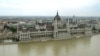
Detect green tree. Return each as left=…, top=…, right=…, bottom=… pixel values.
left=9, top=26, right=17, bottom=33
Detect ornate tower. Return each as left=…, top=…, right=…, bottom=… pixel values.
left=54, top=11, right=61, bottom=21
left=53, top=20, right=57, bottom=38
left=53, top=11, right=62, bottom=38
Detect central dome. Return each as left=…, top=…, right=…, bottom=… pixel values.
left=54, top=11, right=61, bottom=21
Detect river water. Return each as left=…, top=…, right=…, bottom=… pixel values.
left=0, top=35, right=100, bottom=56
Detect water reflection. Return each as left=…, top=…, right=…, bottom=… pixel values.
left=1, top=36, right=100, bottom=56
left=18, top=37, right=91, bottom=56
left=0, top=44, right=18, bottom=56
left=90, top=35, right=100, bottom=56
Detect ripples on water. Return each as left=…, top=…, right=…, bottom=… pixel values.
left=0, top=35, right=100, bottom=56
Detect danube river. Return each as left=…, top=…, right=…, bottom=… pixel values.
left=0, top=35, right=100, bottom=56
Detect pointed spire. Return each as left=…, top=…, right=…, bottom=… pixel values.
left=54, top=10, right=61, bottom=21
left=57, top=10, right=59, bottom=16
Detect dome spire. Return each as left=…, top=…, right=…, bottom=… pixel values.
left=54, top=10, right=61, bottom=21
left=57, top=10, right=59, bottom=16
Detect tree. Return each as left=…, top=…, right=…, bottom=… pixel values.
left=9, top=26, right=17, bottom=33
left=4, top=24, right=9, bottom=29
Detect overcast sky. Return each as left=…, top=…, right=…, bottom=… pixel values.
left=0, top=0, right=100, bottom=16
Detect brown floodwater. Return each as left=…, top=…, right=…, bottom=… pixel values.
left=0, top=35, right=100, bottom=56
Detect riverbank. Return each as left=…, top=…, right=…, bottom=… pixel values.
left=0, top=35, right=93, bottom=45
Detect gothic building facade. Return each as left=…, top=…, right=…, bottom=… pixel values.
left=18, top=11, right=92, bottom=41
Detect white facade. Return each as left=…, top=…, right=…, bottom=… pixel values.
left=19, top=31, right=31, bottom=40
left=18, top=12, right=93, bottom=41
